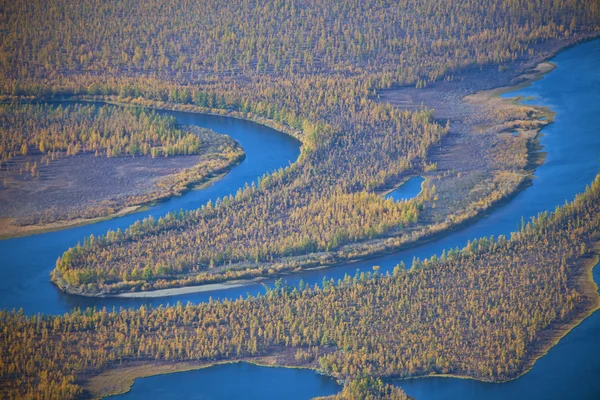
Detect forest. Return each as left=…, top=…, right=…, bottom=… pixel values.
left=1, top=2, right=600, bottom=396
left=3, top=172, right=599, bottom=399
left=0, top=103, right=202, bottom=165
left=0, top=0, right=597, bottom=291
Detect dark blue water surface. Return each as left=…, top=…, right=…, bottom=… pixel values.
left=386, top=176, right=424, bottom=202
left=112, top=362, right=340, bottom=400
left=1, top=38, right=599, bottom=399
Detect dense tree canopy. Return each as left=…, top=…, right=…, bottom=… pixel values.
left=1, top=0, right=597, bottom=83
left=0, top=103, right=201, bottom=166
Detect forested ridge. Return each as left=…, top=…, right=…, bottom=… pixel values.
left=3, top=174, right=600, bottom=399
left=0, top=0, right=597, bottom=290
left=0, top=103, right=202, bottom=166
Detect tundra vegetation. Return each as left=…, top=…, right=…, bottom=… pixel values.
left=1, top=0, right=600, bottom=397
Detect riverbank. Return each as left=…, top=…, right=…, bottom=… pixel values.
left=113, top=277, right=258, bottom=298
left=0, top=205, right=143, bottom=240
left=0, top=95, right=306, bottom=144
left=83, top=350, right=325, bottom=399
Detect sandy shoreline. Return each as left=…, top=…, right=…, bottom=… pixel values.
left=113, top=279, right=257, bottom=298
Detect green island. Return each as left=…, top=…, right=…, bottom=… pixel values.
left=0, top=103, right=244, bottom=238
left=1, top=0, right=600, bottom=398
left=2, top=172, right=599, bottom=399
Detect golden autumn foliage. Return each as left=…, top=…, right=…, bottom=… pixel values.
left=321, top=377, right=411, bottom=400
left=4, top=174, right=600, bottom=399
left=0, top=103, right=202, bottom=163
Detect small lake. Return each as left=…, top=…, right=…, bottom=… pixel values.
left=385, top=176, right=424, bottom=202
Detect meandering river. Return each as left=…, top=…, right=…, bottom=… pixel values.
left=0, top=112, right=301, bottom=314
left=1, top=38, right=599, bottom=398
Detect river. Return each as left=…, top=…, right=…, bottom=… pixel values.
left=1, top=38, right=599, bottom=398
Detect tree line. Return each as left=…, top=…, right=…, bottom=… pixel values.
left=0, top=103, right=202, bottom=167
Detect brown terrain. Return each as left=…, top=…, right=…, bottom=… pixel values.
left=378, top=51, right=560, bottom=228
left=0, top=126, right=244, bottom=238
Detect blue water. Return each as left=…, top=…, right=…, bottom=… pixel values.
left=112, top=362, right=340, bottom=400
left=385, top=176, right=424, bottom=201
